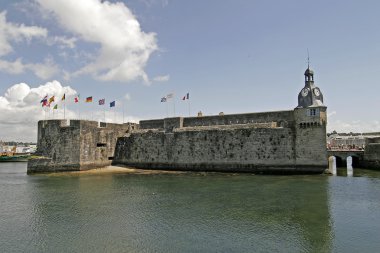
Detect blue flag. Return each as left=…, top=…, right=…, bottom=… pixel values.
left=110, top=101, right=115, bottom=107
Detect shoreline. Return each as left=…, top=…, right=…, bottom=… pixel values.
left=43, top=165, right=192, bottom=176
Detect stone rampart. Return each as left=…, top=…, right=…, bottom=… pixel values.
left=113, top=108, right=327, bottom=174
left=139, top=119, right=165, bottom=130
left=183, top=110, right=294, bottom=128
left=27, top=120, right=136, bottom=173
left=362, top=137, right=380, bottom=169
left=113, top=126, right=298, bottom=173
left=28, top=107, right=328, bottom=174
left=139, top=110, right=294, bottom=130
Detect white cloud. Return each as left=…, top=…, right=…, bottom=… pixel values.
left=0, top=57, right=59, bottom=80
left=27, top=57, right=59, bottom=79
left=0, top=11, right=47, bottom=56
left=0, top=81, right=77, bottom=142
left=327, top=111, right=336, bottom=118
left=153, top=74, right=170, bottom=82
left=36, top=0, right=158, bottom=83
left=0, top=81, right=141, bottom=142
left=0, top=11, right=59, bottom=79
left=139, top=0, right=169, bottom=8
left=0, top=58, right=25, bottom=74
left=47, top=36, right=77, bottom=49
left=124, top=93, right=131, bottom=100
left=327, top=110, right=380, bottom=133
left=328, top=119, right=380, bottom=133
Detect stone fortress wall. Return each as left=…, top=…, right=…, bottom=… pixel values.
left=112, top=107, right=328, bottom=174
left=362, top=137, right=380, bottom=169
left=27, top=120, right=137, bottom=173
left=139, top=110, right=294, bottom=130
left=27, top=66, right=331, bottom=174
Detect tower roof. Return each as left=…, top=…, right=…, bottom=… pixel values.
left=304, top=67, right=314, bottom=76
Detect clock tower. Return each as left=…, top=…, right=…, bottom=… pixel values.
left=294, top=66, right=327, bottom=169
left=297, top=66, right=324, bottom=108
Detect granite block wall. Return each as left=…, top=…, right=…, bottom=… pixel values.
left=362, top=137, right=380, bottom=169
left=27, top=120, right=134, bottom=173
left=113, top=125, right=302, bottom=173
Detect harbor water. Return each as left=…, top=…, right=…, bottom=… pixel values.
left=1, top=163, right=380, bottom=252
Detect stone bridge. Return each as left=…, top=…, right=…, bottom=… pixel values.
left=327, top=150, right=364, bottom=168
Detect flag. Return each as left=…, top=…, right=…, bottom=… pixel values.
left=161, top=97, right=167, bottom=102
left=42, top=100, right=48, bottom=107
left=53, top=104, right=58, bottom=109
left=74, top=94, right=80, bottom=103
left=61, top=93, right=65, bottom=101
left=48, top=96, right=55, bottom=104
left=86, top=96, right=93, bottom=102
left=99, top=98, right=105, bottom=105
left=110, top=101, right=115, bottom=107
left=182, top=93, right=189, bottom=100
left=166, top=93, right=174, bottom=99
left=40, top=95, right=48, bottom=103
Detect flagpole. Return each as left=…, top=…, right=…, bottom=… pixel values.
left=188, top=99, right=190, bottom=117
left=122, top=101, right=125, bottom=123
left=173, top=98, right=176, bottom=117
left=64, top=100, right=66, bottom=120
left=166, top=101, right=168, bottom=118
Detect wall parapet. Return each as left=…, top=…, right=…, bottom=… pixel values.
left=139, top=110, right=294, bottom=130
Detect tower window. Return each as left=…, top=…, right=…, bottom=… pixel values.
left=307, top=108, right=319, bottom=117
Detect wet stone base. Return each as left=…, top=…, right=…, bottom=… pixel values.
left=111, top=162, right=326, bottom=175
left=27, top=158, right=111, bottom=174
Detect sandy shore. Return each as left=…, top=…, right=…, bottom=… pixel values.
left=49, top=166, right=189, bottom=176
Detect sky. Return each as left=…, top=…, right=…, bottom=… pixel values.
left=0, top=0, right=379, bottom=142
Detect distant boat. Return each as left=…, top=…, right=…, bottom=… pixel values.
left=0, top=145, right=31, bottom=162
left=0, top=153, right=30, bottom=162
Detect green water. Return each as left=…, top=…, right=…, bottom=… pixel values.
left=1, top=163, right=380, bottom=253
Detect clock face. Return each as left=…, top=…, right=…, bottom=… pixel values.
left=301, top=88, right=309, bottom=97
left=314, top=88, right=320, bottom=96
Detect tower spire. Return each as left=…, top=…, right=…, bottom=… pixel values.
left=307, top=48, right=310, bottom=69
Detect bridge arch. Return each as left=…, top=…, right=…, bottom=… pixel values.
left=327, top=150, right=364, bottom=169
left=334, top=156, right=345, bottom=168
left=347, top=155, right=360, bottom=168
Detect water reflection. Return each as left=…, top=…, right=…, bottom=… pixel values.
left=3, top=164, right=380, bottom=252
left=26, top=172, right=333, bottom=252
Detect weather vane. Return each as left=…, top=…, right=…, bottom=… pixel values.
left=307, top=49, right=310, bottom=68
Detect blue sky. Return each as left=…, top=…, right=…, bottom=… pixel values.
left=0, top=0, right=379, bottom=141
